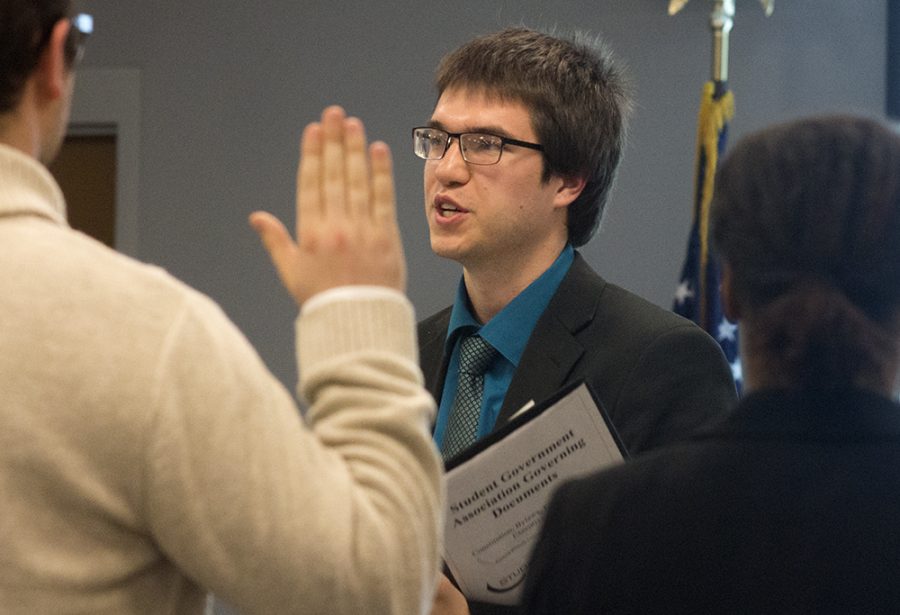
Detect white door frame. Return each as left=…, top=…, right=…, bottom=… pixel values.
left=69, top=68, right=141, bottom=257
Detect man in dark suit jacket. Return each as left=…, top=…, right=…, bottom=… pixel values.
left=414, top=28, right=737, bottom=615
left=521, top=116, right=900, bottom=613
left=419, top=252, right=737, bottom=455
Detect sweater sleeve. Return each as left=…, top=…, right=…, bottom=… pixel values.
left=142, top=288, right=443, bottom=615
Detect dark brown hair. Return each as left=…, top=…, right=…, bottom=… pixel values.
left=0, top=0, right=72, bottom=113
left=712, top=115, right=900, bottom=388
left=434, top=27, right=632, bottom=247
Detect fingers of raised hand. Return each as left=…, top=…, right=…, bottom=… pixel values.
left=321, top=105, right=349, bottom=218
left=300, top=106, right=376, bottom=222
left=344, top=116, right=371, bottom=218
left=369, top=141, right=396, bottom=224
left=248, top=211, right=302, bottom=296
left=297, top=121, right=324, bottom=225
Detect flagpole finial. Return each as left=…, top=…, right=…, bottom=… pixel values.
left=668, top=0, right=774, bottom=17
left=668, top=0, right=773, bottom=83
left=668, top=0, right=689, bottom=15
left=711, top=0, right=735, bottom=83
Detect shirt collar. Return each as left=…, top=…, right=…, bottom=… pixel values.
left=445, top=245, right=574, bottom=366
left=0, top=143, right=67, bottom=225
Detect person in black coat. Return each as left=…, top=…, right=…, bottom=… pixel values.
left=521, top=115, right=900, bottom=614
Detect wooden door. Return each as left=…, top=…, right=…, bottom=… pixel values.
left=47, top=134, right=117, bottom=248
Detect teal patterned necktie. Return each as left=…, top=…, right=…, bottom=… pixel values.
left=442, top=334, right=497, bottom=461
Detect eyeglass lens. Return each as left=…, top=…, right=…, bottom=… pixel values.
left=413, top=129, right=504, bottom=165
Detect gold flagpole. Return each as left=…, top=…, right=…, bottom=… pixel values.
left=667, top=0, right=771, bottom=329
left=669, top=0, right=771, bottom=383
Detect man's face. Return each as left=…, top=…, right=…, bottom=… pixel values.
left=423, top=87, right=570, bottom=271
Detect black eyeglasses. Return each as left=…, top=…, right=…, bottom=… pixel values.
left=412, top=127, right=543, bottom=165
left=64, top=13, right=93, bottom=65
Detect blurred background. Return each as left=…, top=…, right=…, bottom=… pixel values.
left=65, top=0, right=889, bottom=394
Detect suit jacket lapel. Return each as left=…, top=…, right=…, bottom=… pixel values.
left=418, top=307, right=452, bottom=403
left=417, top=254, right=607, bottom=433
left=496, top=254, right=603, bottom=426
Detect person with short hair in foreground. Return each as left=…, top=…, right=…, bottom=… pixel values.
left=0, top=1, right=442, bottom=613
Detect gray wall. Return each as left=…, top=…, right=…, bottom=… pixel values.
left=71, top=0, right=887, bottom=390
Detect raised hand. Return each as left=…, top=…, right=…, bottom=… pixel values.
left=250, top=105, right=406, bottom=306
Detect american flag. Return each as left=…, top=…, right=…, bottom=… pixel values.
left=673, top=82, right=742, bottom=393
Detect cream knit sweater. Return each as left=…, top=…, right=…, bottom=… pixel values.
left=0, top=143, right=443, bottom=614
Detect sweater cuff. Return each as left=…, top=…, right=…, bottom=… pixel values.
left=296, top=288, right=418, bottom=374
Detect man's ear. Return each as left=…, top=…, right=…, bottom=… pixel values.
left=552, top=174, right=587, bottom=209
left=34, top=18, right=71, bottom=102
left=721, top=261, right=741, bottom=322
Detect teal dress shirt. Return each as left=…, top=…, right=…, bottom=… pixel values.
left=433, top=245, right=574, bottom=450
